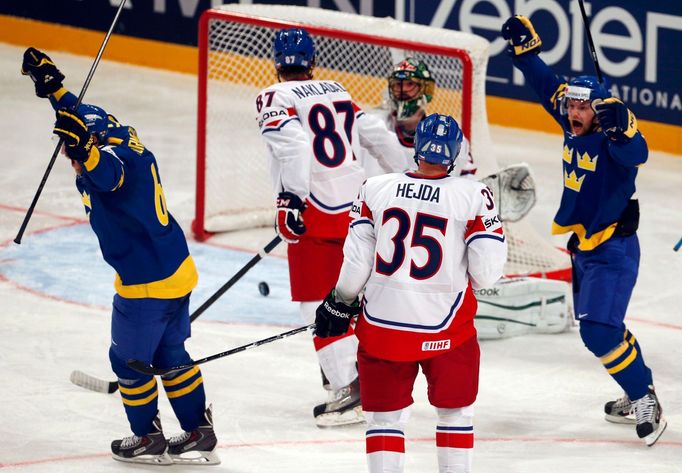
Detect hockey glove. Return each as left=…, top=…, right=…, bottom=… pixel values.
left=501, top=15, right=542, bottom=57
left=275, top=191, right=306, bottom=244
left=21, top=47, right=65, bottom=98
left=593, top=98, right=638, bottom=142
left=314, top=289, right=360, bottom=338
left=53, top=108, right=98, bottom=162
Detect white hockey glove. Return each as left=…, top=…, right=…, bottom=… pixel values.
left=480, top=163, right=536, bottom=222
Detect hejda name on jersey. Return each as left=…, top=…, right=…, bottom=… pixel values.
left=290, top=81, right=347, bottom=99
left=396, top=182, right=441, bottom=203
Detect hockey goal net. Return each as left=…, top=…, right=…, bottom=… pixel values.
left=194, top=4, right=571, bottom=280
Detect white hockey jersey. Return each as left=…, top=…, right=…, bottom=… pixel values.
left=336, top=171, right=507, bottom=361
left=359, top=109, right=478, bottom=179
left=256, top=80, right=407, bottom=239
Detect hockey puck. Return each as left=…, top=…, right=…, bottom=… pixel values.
left=258, top=281, right=270, bottom=297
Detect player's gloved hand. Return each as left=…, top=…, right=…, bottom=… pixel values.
left=593, top=98, right=638, bottom=142
left=501, top=15, right=542, bottom=57
left=314, top=289, right=360, bottom=338
left=53, top=108, right=98, bottom=162
left=21, top=47, right=65, bottom=98
left=275, top=191, right=306, bottom=244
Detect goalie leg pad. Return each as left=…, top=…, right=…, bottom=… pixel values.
left=474, top=277, right=573, bottom=340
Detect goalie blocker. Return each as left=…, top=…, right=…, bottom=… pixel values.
left=474, top=277, right=573, bottom=340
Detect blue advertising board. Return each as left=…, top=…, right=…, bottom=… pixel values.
left=1, top=0, right=680, bottom=127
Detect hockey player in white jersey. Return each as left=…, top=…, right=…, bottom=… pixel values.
left=361, top=57, right=477, bottom=179
left=315, top=114, right=507, bottom=473
left=255, top=28, right=408, bottom=427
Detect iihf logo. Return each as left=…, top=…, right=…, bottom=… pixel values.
left=421, top=339, right=451, bottom=351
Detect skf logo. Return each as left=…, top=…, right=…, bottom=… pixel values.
left=484, top=215, right=500, bottom=229
left=422, top=339, right=450, bottom=352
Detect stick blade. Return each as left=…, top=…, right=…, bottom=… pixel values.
left=127, top=359, right=167, bottom=376
left=70, top=370, right=118, bottom=394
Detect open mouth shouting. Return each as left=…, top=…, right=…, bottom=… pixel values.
left=571, top=119, right=585, bottom=135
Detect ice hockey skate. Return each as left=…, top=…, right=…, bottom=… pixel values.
left=633, top=387, right=667, bottom=446
left=168, top=404, right=221, bottom=465
left=604, top=393, right=635, bottom=424
left=111, top=412, right=172, bottom=465
left=313, top=377, right=364, bottom=427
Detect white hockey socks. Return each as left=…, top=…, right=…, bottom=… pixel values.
left=315, top=334, right=358, bottom=389
left=301, top=301, right=359, bottom=389
left=436, top=405, right=474, bottom=473
left=365, top=408, right=410, bottom=473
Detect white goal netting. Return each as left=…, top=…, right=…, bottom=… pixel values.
left=195, top=4, right=570, bottom=279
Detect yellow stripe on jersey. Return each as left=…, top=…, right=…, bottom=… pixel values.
left=551, top=221, right=618, bottom=251
left=83, top=146, right=101, bottom=172
left=114, top=255, right=198, bottom=299
left=111, top=168, right=125, bottom=191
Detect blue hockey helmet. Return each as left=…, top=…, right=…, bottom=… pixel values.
left=414, top=113, right=463, bottom=169
left=564, top=75, right=610, bottom=102
left=76, top=103, right=111, bottom=142
left=273, top=28, right=315, bottom=71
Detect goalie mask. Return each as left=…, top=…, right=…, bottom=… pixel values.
left=388, top=58, right=435, bottom=122
left=414, top=113, right=463, bottom=172
left=273, top=28, right=315, bottom=72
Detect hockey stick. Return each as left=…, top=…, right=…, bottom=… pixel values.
left=14, top=0, right=128, bottom=244
left=128, top=324, right=314, bottom=376
left=190, top=235, right=282, bottom=322
left=70, top=235, right=282, bottom=393
left=577, top=0, right=604, bottom=83
left=674, top=237, right=682, bottom=252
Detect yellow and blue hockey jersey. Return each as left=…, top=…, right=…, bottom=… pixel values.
left=512, top=54, right=647, bottom=251
left=50, top=89, right=197, bottom=298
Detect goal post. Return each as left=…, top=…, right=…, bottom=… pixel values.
left=194, top=4, right=571, bottom=280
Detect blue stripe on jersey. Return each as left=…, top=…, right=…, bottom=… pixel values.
left=467, top=234, right=506, bottom=245
left=308, top=193, right=353, bottom=211
left=350, top=219, right=373, bottom=228
left=363, top=291, right=463, bottom=330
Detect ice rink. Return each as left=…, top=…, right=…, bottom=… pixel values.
left=1, top=43, right=681, bottom=472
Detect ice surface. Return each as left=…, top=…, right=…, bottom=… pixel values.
left=1, top=44, right=680, bottom=472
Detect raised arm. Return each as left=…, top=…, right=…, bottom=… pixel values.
left=501, top=16, right=568, bottom=128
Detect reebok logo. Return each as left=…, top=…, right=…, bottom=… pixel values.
left=422, top=339, right=450, bottom=351
left=474, top=288, right=500, bottom=297
left=324, top=300, right=351, bottom=319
